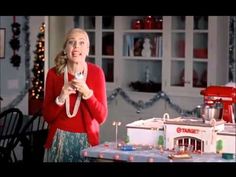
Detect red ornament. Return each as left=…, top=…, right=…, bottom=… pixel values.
left=128, top=155, right=134, bottom=162
left=83, top=151, right=88, bottom=157
left=148, top=157, right=154, bottom=162
left=104, top=143, right=109, bottom=148
left=98, top=153, right=104, bottom=158
left=114, top=154, right=120, bottom=160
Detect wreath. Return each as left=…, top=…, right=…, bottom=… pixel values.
left=9, top=38, right=20, bottom=50
left=9, top=19, right=21, bottom=68
left=11, top=22, right=21, bottom=36
left=10, top=54, right=21, bottom=67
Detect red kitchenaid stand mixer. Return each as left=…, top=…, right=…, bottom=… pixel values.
left=200, top=86, right=236, bottom=123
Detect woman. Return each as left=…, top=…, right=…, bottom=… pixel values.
left=43, top=28, right=108, bottom=162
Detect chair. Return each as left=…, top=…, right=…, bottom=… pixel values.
left=0, top=108, right=23, bottom=162
left=19, top=109, right=48, bottom=162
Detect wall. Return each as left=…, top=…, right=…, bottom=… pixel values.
left=0, top=16, right=27, bottom=114
left=0, top=16, right=46, bottom=160
left=0, top=16, right=44, bottom=115
left=100, top=91, right=202, bottom=143
left=47, top=16, right=74, bottom=69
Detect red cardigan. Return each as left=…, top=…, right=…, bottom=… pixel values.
left=43, top=63, right=108, bottom=148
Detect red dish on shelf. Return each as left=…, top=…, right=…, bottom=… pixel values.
left=132, top=19, right=144, bottom=29
left=194, top=48, right=208, bottom=58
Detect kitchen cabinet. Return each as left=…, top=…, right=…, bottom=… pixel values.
left=78, top=16, right=229, bottom=98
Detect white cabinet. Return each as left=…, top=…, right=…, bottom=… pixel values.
left=116, top=16, right=163, bottom=94
left=78, top=16, right=116, bottom=90
left=163, top=16, right=229, bottom=97
left=77, top=16, right=229, bottom=143
left=78, top=16, right=229, bottom=98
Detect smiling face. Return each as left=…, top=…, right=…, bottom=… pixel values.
left=64, top=29, right=90, bottom=64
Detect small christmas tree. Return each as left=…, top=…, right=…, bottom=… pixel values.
left=31, top=23, right=45, bottom=100
left=216, top=139, right=223, bottom=153
left=157, top=135, right=164, bottom=149
left=125, top=135, right=129, bottom=144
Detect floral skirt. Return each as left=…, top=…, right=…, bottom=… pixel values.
left=44, top=129, right=90, bottom=162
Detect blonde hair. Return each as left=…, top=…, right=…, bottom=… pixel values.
left=54, top=28, right=90, bottom=74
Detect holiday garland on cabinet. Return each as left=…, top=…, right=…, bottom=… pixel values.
left=107, top=87, right=195, bottom=115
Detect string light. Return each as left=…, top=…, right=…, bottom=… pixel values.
left=30, top=22, right=45, bottom=100
left=148, top=157, right=154, bottom=162
left=98, top=153, right=104, bottom=159
left=128, top=155, right=134, bottom=162
left=113, top=154, right=120, bottom=160
left=82, top=151, right=88, bottom=157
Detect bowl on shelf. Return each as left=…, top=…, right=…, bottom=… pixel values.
left=129, top=81, right=161, bottom=93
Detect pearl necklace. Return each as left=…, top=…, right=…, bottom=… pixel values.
left=64, top=64, right=88, bottom=118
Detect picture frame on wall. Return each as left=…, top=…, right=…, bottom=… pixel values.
left=0, top=28, right=6, bottom=59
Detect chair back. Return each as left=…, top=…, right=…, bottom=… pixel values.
left=21, top=109, right=48, bottom=134
left=0, top=108, right=23, bottom=162
left=19, top=109, right=48, bottom=162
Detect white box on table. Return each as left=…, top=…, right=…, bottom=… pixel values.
left=126, top=117, right=165, bottom=147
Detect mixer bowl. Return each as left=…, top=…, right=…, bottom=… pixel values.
left=202, top=106, right=223, bottom=121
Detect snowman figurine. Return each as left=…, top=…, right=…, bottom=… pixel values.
left=141, top=38, right=152, bottom=57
